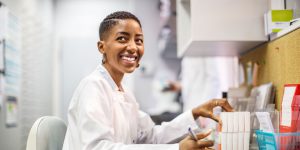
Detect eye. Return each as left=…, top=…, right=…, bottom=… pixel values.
left=136, top=39, right=143, bottom=45
left=116, top=36, right=127, bottom=42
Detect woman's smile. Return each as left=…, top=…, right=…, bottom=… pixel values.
left=119, top=53, right=138, bottom=65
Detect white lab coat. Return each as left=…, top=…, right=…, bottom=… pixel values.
left=62, top=65, right=199, bottom=150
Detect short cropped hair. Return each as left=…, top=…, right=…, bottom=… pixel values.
left=99, top=11, right=142, bottom=40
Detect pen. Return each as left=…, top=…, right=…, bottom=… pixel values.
left=188, top=127, right=198, bottom=141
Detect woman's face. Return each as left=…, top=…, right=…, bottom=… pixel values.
left=98, top=19, right=144, bottom=75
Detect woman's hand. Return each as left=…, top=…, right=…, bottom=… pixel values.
left=192, top=99, right=234, bottom=123
left=179, top=130, right=214, bottom=150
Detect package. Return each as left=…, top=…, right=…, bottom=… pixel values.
left=220, top=112, right=250, bottom=150
left=264, top=10, right=293, bottom=35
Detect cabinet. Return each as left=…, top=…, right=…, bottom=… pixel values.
left=176, top=0, right=269, bottom=57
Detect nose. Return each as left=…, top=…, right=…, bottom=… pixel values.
left=126, top=40, right=138, bottom=53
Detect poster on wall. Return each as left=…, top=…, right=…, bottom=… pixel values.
left=5, top=96, right=18, bottom=127
left=3, top=4, right=21, bottom=101
left=0, top=3, right=21, bottom=127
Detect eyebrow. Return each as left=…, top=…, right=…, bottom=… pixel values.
left=117, top=32, right=143, bottom=37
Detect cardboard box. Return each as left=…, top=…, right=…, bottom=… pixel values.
left=265, top=10, right=293, bottom=35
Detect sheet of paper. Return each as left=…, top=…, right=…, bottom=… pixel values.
left=256, top=112, right=274, bottom=132
left=254, top=83, right=272, bottom=110
left=281, top=86, right=296, bottom=126
left=6, top=96, right=18, bottom=127
left=282, top=86, right=296, bottom=107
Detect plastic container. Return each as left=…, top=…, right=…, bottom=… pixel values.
left=255, top=130, right=300, bottom=150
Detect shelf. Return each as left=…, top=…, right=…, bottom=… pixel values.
left=181, top=40, right=267, bottom=56
left=180, top=0, right=190, bottom=3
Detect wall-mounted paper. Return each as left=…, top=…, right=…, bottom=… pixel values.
left=5, top=96, right=18, bottom=127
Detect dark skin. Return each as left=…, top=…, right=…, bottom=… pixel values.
left=192, top=99, right=234, bottom=123
left=179, top=99, right=233, bottom=150
left=97, top=18, right=234, bottom=150
left=179, top=129, right=214, bottom=150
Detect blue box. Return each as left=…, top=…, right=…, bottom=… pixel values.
left=255, top=130, right=300, bottom=150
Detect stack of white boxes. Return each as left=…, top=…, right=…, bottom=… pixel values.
left=220, top=112, right=250, bottom=150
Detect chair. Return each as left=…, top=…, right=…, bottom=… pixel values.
left=26, top=116, right=67, bottom=150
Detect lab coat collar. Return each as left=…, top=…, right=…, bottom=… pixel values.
left=97, top=64, right=120, bottom=91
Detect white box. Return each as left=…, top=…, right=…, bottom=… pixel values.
left=221, top=112, right=229, bottom=150
left=233, top=133, right=238, bottom=150
left=232, top=112, right=239, bottom=150
left=265, top=10, right=293, bottom=35
left=238, top=132, right=244, bottom=150
left=244, top=112, right=250, bottom=150
left=221, top=112, right=228, bottom=132
left=239, top=112, right=245, bottom=132
left=233, top=112, right=239, bottom=132
left=221, top=132, right=227, bottom=150
left=226, top=133, right=233, bottom=150
left=227, top=113, right=234, bottom=132
left=243, top=132, right=250, bottom=150
left=245, top=112, right=250, bottom=132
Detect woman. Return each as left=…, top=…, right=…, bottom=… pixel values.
left=62, top=11, right=233, bottom=150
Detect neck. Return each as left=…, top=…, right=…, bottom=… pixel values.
left=103, top=64, right=124, bottom=90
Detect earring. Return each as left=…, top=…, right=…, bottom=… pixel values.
left=102, top=53, right=107, bottom=64
left=136, top=63, right=140, bottom=68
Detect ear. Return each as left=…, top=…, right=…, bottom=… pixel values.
left=97, top=41, right=105, bottom=54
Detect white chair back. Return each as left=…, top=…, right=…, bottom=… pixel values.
left=26, top=116, right=67, bottom=150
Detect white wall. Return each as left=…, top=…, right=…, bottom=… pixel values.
left=131, top=0, right=163, bottom=112
left=0, top=0, right=55, bottom=150
left=0, top=2, right=22, bottom=149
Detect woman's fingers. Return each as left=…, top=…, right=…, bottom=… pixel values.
left=195, top=129, right=214, bottom=148
left=215, top=99, right=234, bottom=112
left=196, top=129, right=212, bottom=139
left=196, top=140, right=214, bottom=148
left=210, top=114, right=221, bottom=123
left=180, top=133, right=215, bottom=150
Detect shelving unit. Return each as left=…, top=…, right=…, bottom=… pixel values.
left=240, top=28, right=300, bottom=110
left=176, top=0, right=269, bottom=57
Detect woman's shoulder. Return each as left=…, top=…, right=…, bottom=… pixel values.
left=76, top=70, right=109, bottom=92
left=83, top=70, right=106, bottom=83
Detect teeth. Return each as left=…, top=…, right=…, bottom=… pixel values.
left=121, top=56, right=136, bottom=62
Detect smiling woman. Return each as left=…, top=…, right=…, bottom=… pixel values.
left=98, top=19, right=144, bottom=76
left=62, top=11, right=233, bottom=150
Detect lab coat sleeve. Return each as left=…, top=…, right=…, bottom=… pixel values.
left=136, top=110, right=199, bottom=144
left=76, top=79, right=181, bottom=150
